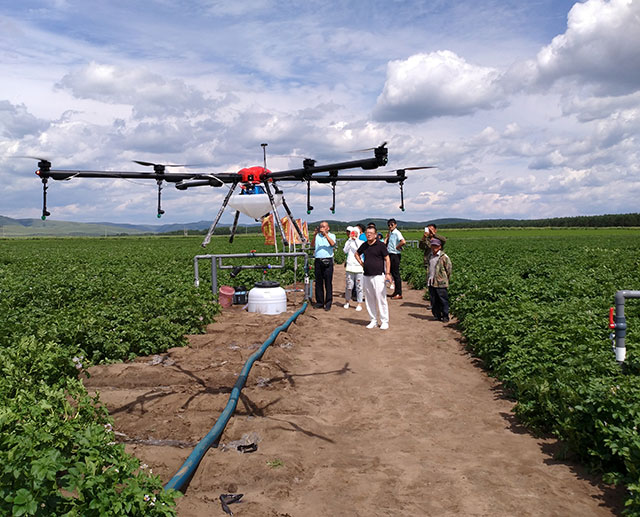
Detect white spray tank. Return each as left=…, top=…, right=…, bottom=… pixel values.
left=248, top=280, right=287, bottom=315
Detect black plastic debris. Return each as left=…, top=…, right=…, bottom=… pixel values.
left=237, top=443, right=258, bottom=453
left=220, top=493, right=243, bottom=515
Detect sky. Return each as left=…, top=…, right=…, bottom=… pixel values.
left=1, top=0, right=639, bottom=225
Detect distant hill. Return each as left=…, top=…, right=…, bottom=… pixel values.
left=94, top=220, right=215, bottom=233
left=0, top=216, right=148, bottom=237
left=1, top=213, right=638, bottom=237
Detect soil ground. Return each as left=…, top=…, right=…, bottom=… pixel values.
left=85, top=266, right=625, bottom=516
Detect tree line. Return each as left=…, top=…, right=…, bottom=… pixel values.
left=441, top=213, right=640, bottom=229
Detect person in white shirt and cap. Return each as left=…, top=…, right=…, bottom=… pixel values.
left=343, top=226, right=364, bottom=311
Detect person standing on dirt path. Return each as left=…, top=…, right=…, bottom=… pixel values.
left=385, top=218, right=406, bottom=300
left=356, top=227, right=392, bottom=330
left=312, top=221, right=336, bottom=311
left=427, top=238, right=452, bottom=322
left=343, top=226, right=364, bottom=311
left=419, top=224, right=447, bottom=308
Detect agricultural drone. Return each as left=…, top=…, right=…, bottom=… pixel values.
left=30, top=143, right=433, bottom=247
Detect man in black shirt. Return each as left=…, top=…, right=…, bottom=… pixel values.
left=356, top=227, right=392, bottom=330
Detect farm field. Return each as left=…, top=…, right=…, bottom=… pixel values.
left=0, top=234, right=302, bottom=516
left=86, top=266, right=624, bottom=516
left=401, top=227, right=640, bottom=513
left=2, top=228, right=640, bottom=514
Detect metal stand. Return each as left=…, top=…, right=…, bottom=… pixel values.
left=194, top=251, right=311, bottom=301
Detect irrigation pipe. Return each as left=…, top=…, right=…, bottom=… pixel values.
left=164, top=301, right=308, bottom=492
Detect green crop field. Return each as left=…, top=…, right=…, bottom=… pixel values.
left=401, top=227, right=640, bottom=513
left=3, top=229, right=640, bottom=514
left=0, top=234, right=304, bottom=516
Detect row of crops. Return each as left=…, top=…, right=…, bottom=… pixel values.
left=3, top=228, right=640, bottom=514
left=401, top=228, right=640, bottom=513
left=0, top=234, right=301, bottom=516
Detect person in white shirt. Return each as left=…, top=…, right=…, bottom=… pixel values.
left=343, top=226, right=364, bottom=311
left=385, top=218, right=406, bottom=299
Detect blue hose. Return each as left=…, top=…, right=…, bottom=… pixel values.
left=164, top=301, right=308, bottom=492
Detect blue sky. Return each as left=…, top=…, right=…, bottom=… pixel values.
left=1, top=0, right=639, bottom=224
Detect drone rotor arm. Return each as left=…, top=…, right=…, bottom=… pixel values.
left=266, top=150, right=388, bottom=181
left=38, top=169, right=240, bottom=184
left=40, top=170, right=181, bottom=181
left=311, top=174, right=403, bottom=183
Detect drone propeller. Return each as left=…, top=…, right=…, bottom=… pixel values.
left=133, top=160, right=191, bottom=168
left=11, top=155, right=51, bottom=161
left=378, top=166, right=437, bottom=173
left=347, top=141, right=388, bottom=153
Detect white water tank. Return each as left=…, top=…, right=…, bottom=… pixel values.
left=247, top=281, right=287, bottom=315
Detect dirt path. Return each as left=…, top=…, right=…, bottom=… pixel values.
left=85, top=266, right=624, bottom=516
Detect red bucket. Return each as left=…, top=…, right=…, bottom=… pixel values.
left=218, top=285, right=235, bottom=308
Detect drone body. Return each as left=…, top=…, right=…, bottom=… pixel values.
left=31, top=144, right=433, bottom=247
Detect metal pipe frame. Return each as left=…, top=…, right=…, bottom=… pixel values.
left=194, top=252, right=310, bottom=300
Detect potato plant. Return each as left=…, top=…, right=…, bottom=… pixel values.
left=402, top=228, right=640, bottom=513
left=0, top=234, right=307, bottom=515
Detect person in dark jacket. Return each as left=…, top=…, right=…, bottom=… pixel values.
left=427, top=238, right=452, bottom=322
left=419, top=223, right=447, bottom=309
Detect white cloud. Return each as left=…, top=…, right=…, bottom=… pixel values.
left=560, top=91, right=640, bottom=122
left=373, top=51, right=504, bottom=122
left=55, top=62, right=210, bottom=118
left=199, top=0, right=273, bottom=17
left=2, top=1, right=640, bottom=224
left=0, top=101, right=48, bottom=138
left=529, top=150, right=568, bottom=170
left=527, top=0, right=640, bottom=95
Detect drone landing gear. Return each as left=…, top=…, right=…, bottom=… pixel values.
left=201, top=182, right=239, bottom=248
left=329, top=170, right=337, bottom=215
left=35, top=159, right=53, bottom=220
left=397, top=169, right=407, bottom=212
left=275, top=186, right=307, bottom=244
left=156, top=179, right=165, bottom=218
left=40, top=177, right=51, bottom=221
left=262, top=180, right=288, bottom=246
left=306, top=179, right=313, bottom=214
left=229, top=211, right=241, bottom=243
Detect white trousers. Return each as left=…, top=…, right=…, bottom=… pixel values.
left=363, top=274, right=389, bottom=325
